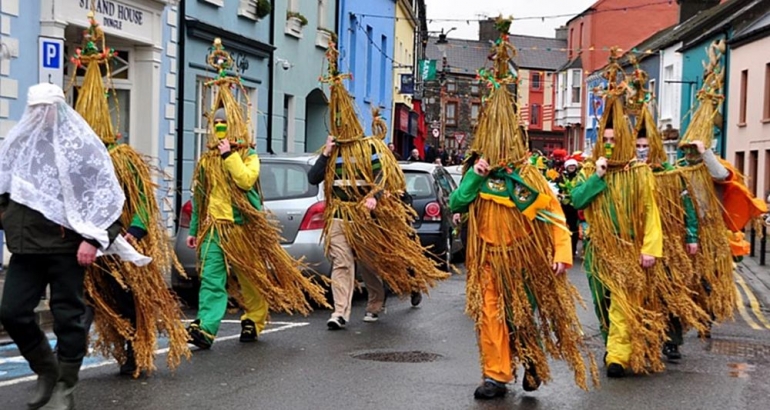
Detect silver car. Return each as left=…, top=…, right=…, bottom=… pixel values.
left=171, top=154, right=329, bottom=305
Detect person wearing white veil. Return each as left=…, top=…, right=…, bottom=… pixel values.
left=0, top=83, right=149, bottom=410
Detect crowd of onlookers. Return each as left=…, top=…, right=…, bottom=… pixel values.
left=388, top=143, right=466, bottom=166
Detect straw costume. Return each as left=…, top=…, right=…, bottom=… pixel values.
left=570, top=47, right=666, bottom=376
left=676, top=40, right=767, bottom=321
left=311, top=39, right=447, bottom=317
left=628, top=60, right=709, bottom=356
left=70, top=11, right=190, bottom=378
left=448, top=18, right=598, bottom=399
left=187, top=39, right=328, bottom=348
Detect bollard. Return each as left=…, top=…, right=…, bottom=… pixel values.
left=761, top=225, right=767, bottom=266
left=750, top=227, right=756, bottom=257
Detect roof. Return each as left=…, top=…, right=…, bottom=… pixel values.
left=565, top=0, right=603, bottom=25
left=678, top=0, right=766, bottom=51
left=619, top=25, right=677, bottom=66
left=425, top=35, right=567, bottom=73
left=729, top=10, right=770, bottom=46
left=557, top=55, right=582, bottom=72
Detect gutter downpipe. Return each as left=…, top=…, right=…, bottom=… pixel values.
left=174, top=0, right=186, bottom=227
left=266, top=2, right=276, bottom=154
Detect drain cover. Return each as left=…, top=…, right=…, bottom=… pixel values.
left=709, top=340, right=770, bottom=359
left=352, top=351, right=442, bottom=363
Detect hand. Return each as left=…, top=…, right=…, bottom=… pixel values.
left=186, top=236, right=197, bottom=249
left=692, top=140, right=706, bottom=154
left=323, top=135, right=335, bottom=157
left=364, top=197, right=377, bottom=211
left=124, top=233, right=135, bottom=243
left=77, top=241, right=98, bottom=267
left=452, top=213, right=462, bottom=225
left=596, top=157, right=608, bottom=178
left=640, top=254, right=656, bottom=268
left=686, top=243, right=699, bottom=255
left=218, top=138, right=231, bottom=155
left=552, top=262, right=567, bottom=275
left=474, top=158, right=490, bottom=177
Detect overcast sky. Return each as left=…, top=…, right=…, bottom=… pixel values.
left=424, top=0, right=597, bottom=39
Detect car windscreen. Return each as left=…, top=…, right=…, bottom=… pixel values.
left=404, top=171, right=435, bottom=199
left=260, top=162, right=318, bottom=201
left=450, top=174, right=462, bottom=185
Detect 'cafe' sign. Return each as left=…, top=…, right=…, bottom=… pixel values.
left=79, top=0, right=145, bottom=31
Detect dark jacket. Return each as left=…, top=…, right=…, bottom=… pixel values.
left=0, top=194, right=122, bottom=254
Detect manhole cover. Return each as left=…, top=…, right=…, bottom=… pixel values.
left=352, top=351, right=442, bottom=363
left=709, top=339, right=770, bottom=359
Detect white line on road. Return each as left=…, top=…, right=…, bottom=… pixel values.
left=0, top=321, right=309, bottom=388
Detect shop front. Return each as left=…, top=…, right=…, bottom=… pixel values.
left=394, top=102, right=416, bottom=159
left=40, top=0, right=168, bottom=159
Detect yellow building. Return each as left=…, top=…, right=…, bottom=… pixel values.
left=392, top=0, right=418, bottom=153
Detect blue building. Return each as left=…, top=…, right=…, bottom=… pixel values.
left=337, top=0, right=396, bottom=140
left=176, top=0, right=274, bottom=210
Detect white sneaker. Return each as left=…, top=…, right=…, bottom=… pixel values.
left=326, top=316, right=346, bottom=330
left=363, top=312, right=379, bottom=322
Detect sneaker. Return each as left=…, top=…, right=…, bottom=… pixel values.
left=606, top=363, right=625, bottom=378
left=473, top=378, right=507, bottom=400
left=326, top=316, right=346, bottom=330
left=187, top=320, right=213, bottom=350
left=240, top=319, right=258, bottom=343
left=363, top=312, right=379, bottom=322
left=522, top=364, right=542, bottom=392
left=663, top=343, right=682, bottom=361
left=410, top=292, right=423, bottom=307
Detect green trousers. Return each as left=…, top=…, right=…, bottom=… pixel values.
left=584, top=244, right=610, bottom=344
left=197, top=230, right=268, bottom=339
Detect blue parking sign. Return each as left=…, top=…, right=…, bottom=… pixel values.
left=42, top=41, right=61, bottom=69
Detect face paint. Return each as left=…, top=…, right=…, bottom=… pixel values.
left=636, top=147, right=650, bottom=161
left=604, top=142, right=615, bottom=159
left=215, top=122, right=228, bottom=140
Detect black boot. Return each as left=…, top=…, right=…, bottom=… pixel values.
left=240, top=319, right=258, bottom=343
left=40, top=359, right=81, bottom=410
left=522, top=363, right=542, bottom=392
left=663, top=343, right=682, bottom=361
left=22, top=340, right=59, bottom=409
left=473, top=378, right=507, bottom=400
left=607, top=363, right=625, bottom=378
left=119, top=342, right=138, bottom=376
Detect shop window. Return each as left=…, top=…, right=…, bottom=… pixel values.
left=445, top=102, right=457, bottom=126
left=70, top=50, right=130, bottom=80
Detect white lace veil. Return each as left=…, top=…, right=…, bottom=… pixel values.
left=0, top=84, right=150, bottom=265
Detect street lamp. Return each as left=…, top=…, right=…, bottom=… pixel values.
left=435, top=28, right=455, bottom=149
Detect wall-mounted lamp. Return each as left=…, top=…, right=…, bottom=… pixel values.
left=275, top=58, right=293, bottom=71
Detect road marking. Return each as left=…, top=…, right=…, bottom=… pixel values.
left=0, top=321, right=309, bottom=388
left=734, top=272, right=770, bottom=330
left=733, top=281, right=762, bottom=330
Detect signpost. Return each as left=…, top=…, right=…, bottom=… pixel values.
left=39, top=37, right=64, bottom=87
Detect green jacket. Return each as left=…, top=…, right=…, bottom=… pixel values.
left=449, top=170, right=485, bottom=213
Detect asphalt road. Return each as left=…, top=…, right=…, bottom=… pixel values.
left=1, top=263, right=770, bottom=410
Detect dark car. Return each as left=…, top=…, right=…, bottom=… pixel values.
left=399, top=162, right=462, bottom=270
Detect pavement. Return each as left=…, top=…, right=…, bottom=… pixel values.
left=1, top=262, right=770, bottom=409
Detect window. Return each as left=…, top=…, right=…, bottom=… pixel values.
left=287, top=0, right=298, bottom=12
left=471, top=103, right=480, bottom=123
left=649, top=79, right=656, bottom=101
left=447, top=80, right=456, bottom=92
left=366, top=25, right=373, bottom=99
left=404, top=172, right=435, bottom=199
left=530, top=103, right=541, bottom=126
left=740, top=69, right=748, bottom=125
left=283, top=95, right=294, bottom=152
left=765, top=150, right=770, bottom=201
left=764, top=64, right=770, bottom=120
left=317, top=0, right=327, bottom=28
left=579, top=22, right=584, bottom=51
left=446, top=102, right=457, bottom=126
left=471, top=83, right=480, bottom=96
left=260, top=163, right=317, bottom=201
left=531, top=72, right=542, bottom=90
left=348, top=16, right=357, bottom=91
left=379, top=35, right=387, bottom=103
left=735, top=151, right=745, bottom=176
left=571, top=70, right=581, bottom=104
left=663, top=65, right=674, bottom=118
left=750, top=150, right=759, bottom=196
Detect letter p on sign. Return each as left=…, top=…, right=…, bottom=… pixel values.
left=39, top=38, right=64, bottom=86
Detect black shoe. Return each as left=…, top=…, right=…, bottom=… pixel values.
left=187, top=320, right=213, bottom=350
left=240, top=319, right=258, bottom=343
left=607, top=363, right=625, bottom=378
left=603, top=351, right=608, bottom=367
left=663, top=343, right=682, bottom=361
left=119, top=343, right=137, bottom=376
left=410, top=292, right=423, bottom=307
left=473, top=379, right=507, bottom=400
left=326, top=316, right=346, bottom=330
left=522, top=364, right=542, bottom=392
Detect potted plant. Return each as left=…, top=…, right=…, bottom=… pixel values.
left=256, top=0, right=271, bottom=19
left=285, top=11, right=308, bottom=37
left=286, top=11, right=308, bottom=26
left=316, top=27, right=337, bottom=48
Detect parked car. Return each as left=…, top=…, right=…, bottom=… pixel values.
left=172, top=154, right=329, bottom=306
left=399, top=161, right=463, bottom=269
left=445, top=164, right=464, bottom=186
left=444, top=164, right=468, bottom=260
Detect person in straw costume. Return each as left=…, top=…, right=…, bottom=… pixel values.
left=185, top=38, right=328, bottom=349
left=626, top=58, right=709, bottom=362
left=570, top=46, right=665, bottom=378
left=675, top=40, right=767, bottom=333
left=69, top=11, right=191, bottom=378
left=448, top=17, right=598, bottom=400
left=307, top=40, right=447, bottom=330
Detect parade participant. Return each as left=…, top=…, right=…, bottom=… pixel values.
left=557, top=156, right=582, bottom=255
left=308, top=40, right=447, bottom=330
left=71, top=11, right=190, bottom=378
left=449, top=18, right=597, bottom=399
left=186, top=39, right=328, bottom=348
left=629, top=60, right=709, bottom=361
left=0, top=82, right=149, bottom=410
left=571, top=47, right=665, bottom=378
left=676, top=40, right=767, bottom=326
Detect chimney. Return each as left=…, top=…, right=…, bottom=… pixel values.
left=479, top=18, right=500, bottom=43
left=555, top=26, right=568, bottom=41
left=677, top=0, right=721, bottom=24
